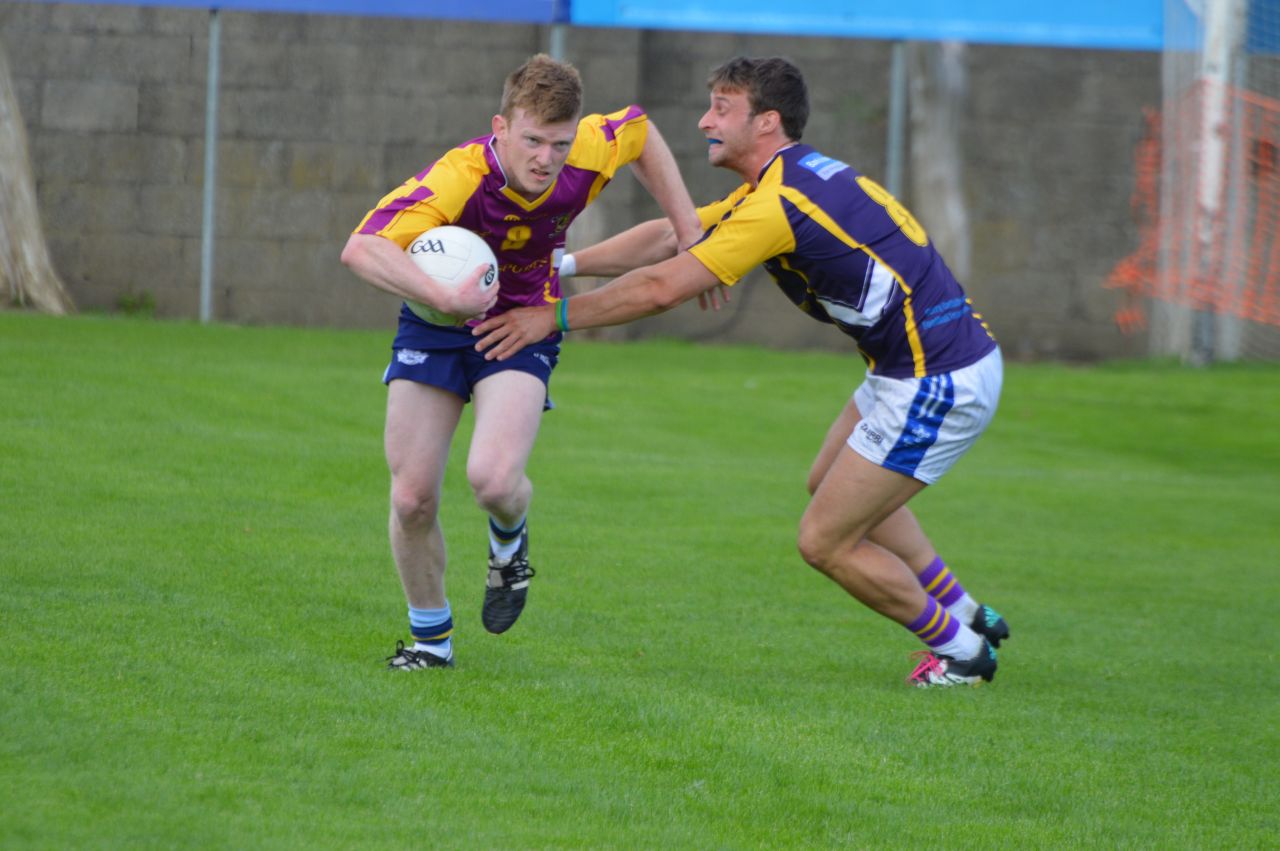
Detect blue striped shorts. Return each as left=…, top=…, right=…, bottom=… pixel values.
left=847, top=347, right=1003, bottom=484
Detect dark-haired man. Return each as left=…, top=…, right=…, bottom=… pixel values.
left=474, top=56, right=1009, bottom=687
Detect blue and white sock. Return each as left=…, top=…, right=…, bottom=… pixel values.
left=489, top=515, right=526, bottom=561
left=409, top=604, right=453, bottom=659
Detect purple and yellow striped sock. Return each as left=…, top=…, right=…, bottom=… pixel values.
left=917, top=556, right=967, bottom=608
left=906, top=595, right=960, bottom=651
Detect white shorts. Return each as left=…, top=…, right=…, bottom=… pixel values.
left=847, top=347, right=1003, bottom=484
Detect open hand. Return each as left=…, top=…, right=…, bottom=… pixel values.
left=472, top=304, right=557, bottom=361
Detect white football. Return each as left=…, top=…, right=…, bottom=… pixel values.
left=404, top=225, right=499, bottom=326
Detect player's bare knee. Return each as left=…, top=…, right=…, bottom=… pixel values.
left=468, top=468, right=522, bottom=515
left=390, top=482, right=439, bottom=529
left=796, top=520, right=837, bottom=574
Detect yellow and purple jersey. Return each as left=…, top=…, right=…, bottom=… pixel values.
left=354, top=106, right=650, bottom=323
left=689, top=144, right=997, bottom=378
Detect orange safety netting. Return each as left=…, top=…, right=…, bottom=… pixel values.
left=1106, top=83, right=1280, bottom=331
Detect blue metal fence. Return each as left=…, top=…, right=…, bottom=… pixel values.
left=16, top=0, right=1163, bottom=48
left=570, top=0, right=1164, bottom=50
left=13, top=0, right=564, bottom=23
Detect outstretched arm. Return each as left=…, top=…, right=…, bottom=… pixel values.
left=564, top=217, right=732, bottom=314
left=567, top=218, right=678, bottom=278
left=474, top=252, right=722, bottom=361
left=565, top=223, right=732, bottom=313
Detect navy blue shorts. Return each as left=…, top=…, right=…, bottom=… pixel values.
left=381, top=306, right=561, bottom=409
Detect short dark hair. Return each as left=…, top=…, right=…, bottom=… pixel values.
left=707, top=56, right=809, bottom=141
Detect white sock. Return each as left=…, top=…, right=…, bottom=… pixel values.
left=932, top=624, right=983, bottom=661
left=414, top=639, right=452, bottom=659
left=948, top=593, right=980, bottom=625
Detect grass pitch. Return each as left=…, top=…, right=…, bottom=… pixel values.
left=1, top=312, right=1276, bottom=848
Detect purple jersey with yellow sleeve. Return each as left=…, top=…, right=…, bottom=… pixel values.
left=354, top=106, right=650, bottom=323
left=689, top=144, right=997, bottom=378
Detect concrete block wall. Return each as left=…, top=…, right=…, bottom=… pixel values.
left=2, top=2, right=1159, bottom=360
left=966, top=46, right=1158, bottom=362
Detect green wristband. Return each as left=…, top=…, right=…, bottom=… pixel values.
left=556, top=298, right=570, bottom=333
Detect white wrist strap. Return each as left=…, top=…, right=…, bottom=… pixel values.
left=559, top=253, right=577, bottom=277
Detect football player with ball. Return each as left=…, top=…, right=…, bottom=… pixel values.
left=342, top=54, right=702, bottom=669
